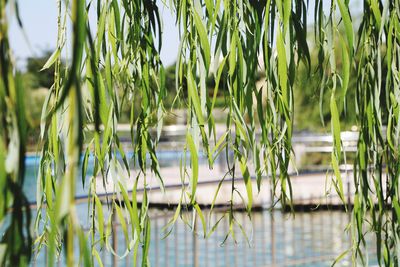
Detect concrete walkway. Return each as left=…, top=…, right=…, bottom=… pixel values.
left=95, top=164, right=357, bottom=209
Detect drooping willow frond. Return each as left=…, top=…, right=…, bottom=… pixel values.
left=353, top=1, right=400, bottom=265
left=0, top=0, right=399, bottom=266
left=0, top=0, right=32, bottom=265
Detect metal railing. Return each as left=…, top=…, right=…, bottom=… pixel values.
left=32, top=205, right=368, bottom=267
left=28, top=129, right=368, bottom=266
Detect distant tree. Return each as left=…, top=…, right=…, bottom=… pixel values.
left=26, top=51, right=58, bottom=89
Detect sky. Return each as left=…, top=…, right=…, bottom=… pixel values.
left=9, top=0, right=362, bottom=70
left=9, top=0, right=180, bottom=69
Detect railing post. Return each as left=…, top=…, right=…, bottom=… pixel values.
left=112, top=207, right=117, bottom=267
left=270, top=211, right=276, bottom=266
left=44, top=243, right=47, bottom=267
left=193, top=213, right=198, bottom=267
left=347, top=166, right=352, bottom=211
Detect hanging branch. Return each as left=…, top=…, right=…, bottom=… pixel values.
left=0, top=0, right=32, bottom=265
left=0, top=0, right=400, bottom=266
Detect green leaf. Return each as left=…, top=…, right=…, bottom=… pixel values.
left=77, top=228, right=92, bottom=267
left=130, top=178, right=141, bottom=237
left=45, top=168, right=53, bottom=210
left=277, top=28, right=288, bottom=109
left=94, top=195, right=104, bottom=246
left=239, top=155, right=253, bottom=213
left=330, top=96, right=341, bottom=158
left=40, top=49, right=60, bottom=71
left=96, top=5, right=107, bottom=56
left=387, top=110, right=395, bottom=151
left=105, top=52, right=112, bottom=92
left=229, top=33, right=237, bottom=77
left=331, top=152, right=345, bottom=205
left=283, top=0, right=291, bottom=35
left=162, top=203, right=181, bottom=238
left=192, top=7, right=210, bottom=68
left=114, top=204, right=129, bottom=245
left=340, top=36, right=350, bottom=106
left=0, top=140, right=5, bottom=220
left=193, top=203, right=206, bottom=237
left=187, top=65, right=205, bottom=126
left=119, top=182, right=140, bottom=235
left=186, top=133, right=198, bottom=204
left=92, top=248, right=104, bottom=267
left=210, top=56, right=227, bottom=113
left=370, top=0, right=382, bottom=29
left=141, top=218, right=151, bottom=267
left=337, top=0, right=353, bottom=58
left=81, top=146, right=90, bottom=188
left=211, top=132, right=228, bottom=158
left=393, top=197, right=400, bottom=220
left=331, top=249, right=350, bottom=266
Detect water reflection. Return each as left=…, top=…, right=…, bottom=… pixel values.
left=25, top=155, right=377, bottom=267
left=86, top=209, right=375, bottom=267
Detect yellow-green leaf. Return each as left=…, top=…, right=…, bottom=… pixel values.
left=40, top=49, right=60, bottom=71
left=187, top=133, right=198, bottom=204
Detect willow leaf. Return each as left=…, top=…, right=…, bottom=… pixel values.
left=337, top=0, right=353, bottom=57
left=239, top=155, right=253, bottom=213
left=330, top=96, right=341, bottom=157
left=277, top=28, right=288, bottom=109
left=114, top=204, right=129, bottom=246
left=187, top=65, right=205, bottom=126
left=210, top=56, right=227, bottom=113
left=94, top=195, right=105, bottom=246
left=77, top=228, right=92, bottom=267
left=130, top=178, right=141, bottom=235
left=331, top=152, right=345, bottom=205
left=192, top=7, right=210, bottom=68
left=141, top=218, right=151, bottom=267
left=387, top=111, right=395, bottom=151
left=340, top=36, right=350, bottom=106
left=229, top=33, right=237, bottom=77
left=40, top=48, right=60, bottom=71
left=370, top=0, right=382, bottom=29
left=193, top=203, right=206, bottom=237
left=45, top=168, right=53, bottom=210
left=81, top=146, right=90, bottom=188
left=162, top=203, right=181, bottom=238
left=92, top=249, right=104, bottom=267
left=186, top=133, right=198, bottom=204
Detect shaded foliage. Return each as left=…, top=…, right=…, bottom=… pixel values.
left=26, top=51, right=59, bottom=89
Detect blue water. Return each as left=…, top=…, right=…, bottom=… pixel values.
left=23, top=150, right=199, bottom=203
left=31, top=209, right=378, bottom=267
left=22, top=153, right=378, bottom=266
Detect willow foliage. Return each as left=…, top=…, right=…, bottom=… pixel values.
left=0, top=0, right=400, bottom=266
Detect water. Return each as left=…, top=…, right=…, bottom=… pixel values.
left=141, top=210, right=354, bottom=267
left=32, top=208, right=377, bottom=266
left=23, top=154, right=377, bottom=266
left=23, top=150, right=198, bottom=203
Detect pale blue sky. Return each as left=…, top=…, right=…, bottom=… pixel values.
left=9, top=0, right=58, bottom=67
left=9, top=0, right=180, bottom=68
left=9, top=0, right=361, bottom=69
